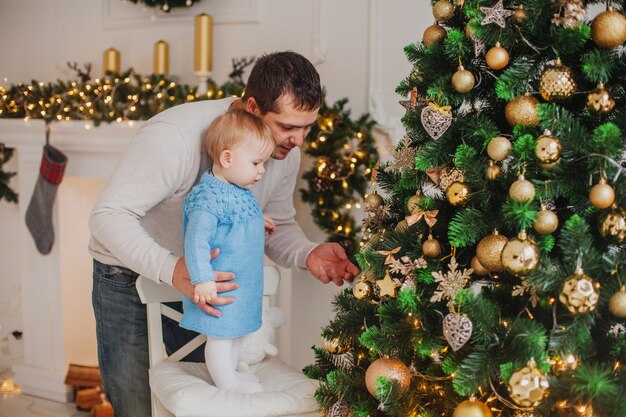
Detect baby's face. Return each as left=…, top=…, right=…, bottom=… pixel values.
left=224, top=138, right=272, bottom=189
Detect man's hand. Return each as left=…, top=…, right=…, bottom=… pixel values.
left=171, top=249, right=237, bottom=317
left=305, top=242, right=359, bottom=286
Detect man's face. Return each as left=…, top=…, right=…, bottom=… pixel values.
left=257, top=95, right=319, bottom=160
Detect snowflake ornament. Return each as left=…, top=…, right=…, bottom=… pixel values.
left=430, top=257, right=473, bottom=307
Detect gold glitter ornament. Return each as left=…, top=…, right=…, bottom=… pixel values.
left=534, top=205, right=559, bottom=235
left=476, top=229, right=508, bottom=273
left=589, top=178, right=615, bottom=209
left=486, top=161, right=502, bottom=181
left=452, top=65, right=475, bottom=93
left=591, top=7, right=626, bottom=49
left=506, top=94, right=539, bottom=127
left=352, top=279, right=372, bottom=300
left=587, top=83, right=615, bottom=114
left=422, top=235, right=442, bottom=258
left=559, top=267, right=600, bottom=315
left=471, top=256, right=489, bottom=276
left=364, top=191, right=384, bottom=209
left=551, top=353, right=579, bottom=375
left=433, top=0, right=455, bottom=21
left=552, top=0, right=586, bottom=28
left=438, top=167, right=465, bottom=191
left=599, top=205, right=626, bottom=244
left=446, top=181, right=471, bottom=206
left=364, top=357, right=411, bottom=397
left=486, top=42, right=509, bottom=70
left=509, top=175, right=536, bottom=203
left=609, top=287, right=626, bottom=318
left=501, top=230, right=540, bottom=276
left=512, top=5, right=528, bottom=25
left=535, top=130, right=562, bottom=164
left=407, top=192, right=423, bottom=213
left=327, top=400, right=352, bottom=417
left=323, top=337, right=347, bottom=354
left=452, top=398, right=493, bottom=417
left=487, top=135, right=511, bottom=161
left=540, top=58, right=576, bottom=102
left=396, top=219, right=410, bottom=233
left=508, top=359, right=550, bottom=407
left=423, top=23, right=447, bottom=47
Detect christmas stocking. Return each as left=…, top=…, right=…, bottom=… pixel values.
left=25, top=144, right=68, bottom=255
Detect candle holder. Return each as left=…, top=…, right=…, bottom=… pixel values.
left=195, top=71, right=212, bottom=96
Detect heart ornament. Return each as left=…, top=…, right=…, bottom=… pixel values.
left=443, top=313, right=473, bottom=351
left=420, top=105, right=452, bottom=139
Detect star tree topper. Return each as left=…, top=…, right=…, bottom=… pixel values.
left=480, top=0, right=514, bottom=28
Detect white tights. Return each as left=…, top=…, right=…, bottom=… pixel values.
left=204, top=337, right=263, bottom=393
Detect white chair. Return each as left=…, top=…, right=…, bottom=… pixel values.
left=136, top=266, right=320, bottom=417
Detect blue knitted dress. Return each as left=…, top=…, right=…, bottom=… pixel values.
left=180, top=172, right=264, bottom=338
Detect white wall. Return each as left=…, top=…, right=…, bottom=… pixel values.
left=0, top=0, right=430, bottom=372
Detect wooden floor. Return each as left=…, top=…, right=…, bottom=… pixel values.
left=0, top=389, right=89, bottom=417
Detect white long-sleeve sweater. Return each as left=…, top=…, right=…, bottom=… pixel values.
left=88, top=98, right=317, bottom=286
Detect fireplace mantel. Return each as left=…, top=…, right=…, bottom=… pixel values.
left=1, top=119, right=143, bottom=402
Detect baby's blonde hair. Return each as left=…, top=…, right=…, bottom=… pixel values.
left=205, top=109, right=275, bottom=166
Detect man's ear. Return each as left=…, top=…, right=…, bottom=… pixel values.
left=245, top=97, right=261, bottom=116
left=219, top=150, right=232, bottom=168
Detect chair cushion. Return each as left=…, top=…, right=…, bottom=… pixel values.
left=149, top=357, right=319, bottom=417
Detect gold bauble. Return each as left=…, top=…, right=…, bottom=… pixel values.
left=589, top=178, right=615, bottom=209
left=486, top=42, right=510, bottom=70
left=407, top=193, right=423, bottom=212
left=609, top=287, right=626, bottom=318
left=353, top=280, right=372, bottom=300
left=535, top=130, right=561, bottom=164
left=508, top=359, right=550, bottom=407
left=591, top=7, right=626, bottom=49
left=471, top=256, right=489, bottom=276
left=559, top=267, right=600, bottom=315
left=364, top=357, right=411, bottom=397
left=486, top=161, right=502, bottom=181
left=487, top=136, right=511, bottom=161
left=422, top=236, right=442, bottom=258
left=323, top=337, right=347, bottom=354
left=446, top=181, right=471, bottom=206
left=433, top=0, right=455, bottom=21
left=452, top=66, right=475, bottom=93
left=476, top=230, right=508, bottom=273
left=364, top=191, right=384, bottom=209
left=540, top=58, right=576, bottom=102
left=512, top=5, right=528, bottom=25
left=587, top=83, right=615, bottom=114
left=452, top=399, right=492, bottom=417
left=505, top=94, right=539, bottom=127
left=599, top=206, right=626, bottom=244
left=509, top=175, right=536, bottom=203
left=423, top=23, right=447, bottom=47
left=534, top=206, right=559, bottom=235
left=501, top=230, right=540, bottom=277
left=551, top=353, right=579, bottom=376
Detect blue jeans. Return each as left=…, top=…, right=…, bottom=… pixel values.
left=92, top=260, right=204, bottom=417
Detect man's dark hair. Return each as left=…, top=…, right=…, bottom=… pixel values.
left=243, top=51, right=322, bottom=114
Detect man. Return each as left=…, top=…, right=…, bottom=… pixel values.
left=88, top=51, right=359, bottom=417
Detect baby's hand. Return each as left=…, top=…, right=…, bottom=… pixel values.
left=194, top=281, right=218, bottom=304
left=264, top=215, right=275, bottom=235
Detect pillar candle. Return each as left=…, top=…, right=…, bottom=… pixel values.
left=103, top=48, right=120, bottom=74
left=194, top=14, right=213, bottom=73
left=153, top=40, right=169, bottom=75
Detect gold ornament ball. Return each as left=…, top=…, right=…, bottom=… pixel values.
left=501, top=231, right=540, bottom=276
left=353, top=280, right=372, bottom=300
left=609, top=288, right=626, bottom=318
left=512, top=5, right=528, bottom=25
left=486, top=161, right=502, bottom=181
left=487, top=136, right=511, bottom=161
left=476, top=230, right=509, bottom=273
left=486, top=42, right=509, bottom=70
left=407, top=193, right=423, bottom=213
left=506, top=95, right=539, bottom=127
left=508, top=360, right=550, bottom=407
left=589, top=178, right=615, bottom=209
left=471, top=256, right=489, bottom=276
left=591, top=8, right=626, bottom=49
left=509, top=175, right=536, bottom=203
left=551, top=353, right=579, bottom=376
left=540, top=59, right=576, bottom=102
left=534, top=207, right=559, bottom=235
left=422, top=237, right=442, bottom=258
left=364, top=357, right=411, bottom=397
left=433, top=0, right=455, bottom=21
left=323, top=337, right=347, bottom=354
left=452, top=66, right=475, bottom=93
left=446, top=181, right=471, bottom=206
left=364, top=192, right=384, bottom=209
left=599, top=206, right=626, bottom=244
left=587, top=83, right=615, bottom=114
left=559, top=268, right=600, bottom=315
left=452, top=399, right=493, bottom=417
left=423, top=23, right=447, bottom=47
left=535, top=131, right=562, bottom=164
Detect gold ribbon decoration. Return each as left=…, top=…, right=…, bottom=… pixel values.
left=376, top=246, right=401, bottom=265
left=406, top=209, right=439, bottom=227
left=427, top=102, right=452, bottom=117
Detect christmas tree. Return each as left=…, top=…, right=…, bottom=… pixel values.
left=304, top=1, right=626, bottom=417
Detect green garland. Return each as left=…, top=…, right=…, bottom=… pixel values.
left=124, top=0, right=201, bottom=13
left=300, top=96, right=379, bottom=259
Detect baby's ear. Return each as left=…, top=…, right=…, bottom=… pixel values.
left=220, top=149, right=232, bottom=167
